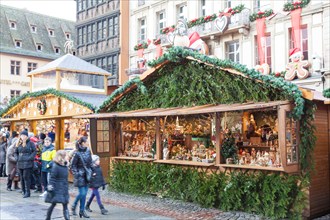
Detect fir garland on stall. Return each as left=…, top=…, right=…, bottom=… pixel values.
left=283, top=0, right=311, bottom=12
left=323, top=88, right=330, bottom=98
left=0, top=88, right=96, bottom=117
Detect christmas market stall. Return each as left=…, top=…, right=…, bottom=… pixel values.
left=78, top=47, right=329, bottom=219
left=0, top=54, right=109, bottom=151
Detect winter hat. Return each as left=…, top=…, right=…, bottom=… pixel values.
left=289, top=47, right=302, bottom=58
left=92, top=155, right=100, bottom=164
left=11, top=131, right=18, bottom=138
left=30, top=136, right=38, bottom=143
left=39, top=133, right=46, bottom=140
left=20, top=130, right=28, bottom=137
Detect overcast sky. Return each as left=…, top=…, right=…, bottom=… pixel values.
left=0, top=0, right=76, bottom=21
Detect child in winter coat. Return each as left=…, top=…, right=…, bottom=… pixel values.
left=85, top=155, right=108, bottom=215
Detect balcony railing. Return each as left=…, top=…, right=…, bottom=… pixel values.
left=156, top=9, right=250, bottom=45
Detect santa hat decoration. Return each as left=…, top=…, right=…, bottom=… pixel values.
left=289, top=47, right=302, bottom=58
left=188, top=32, right=204, bottom=49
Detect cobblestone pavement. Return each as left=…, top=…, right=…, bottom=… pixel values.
left=69, top=185, right=266, bottom=220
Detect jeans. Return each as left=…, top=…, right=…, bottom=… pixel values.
left=41, top=171, right=49, bottom=191
left=87, top=187, right=102, bottom=206
left=73, top=186, right=88, bottom=211
left=19, top=168, right=32, bottom=195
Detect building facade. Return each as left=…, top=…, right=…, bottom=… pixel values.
left=128, top=0, right=330, bottom=93
left=75, top=0, right=129, bottom=89
left=0, top=5, right=76, bottom=109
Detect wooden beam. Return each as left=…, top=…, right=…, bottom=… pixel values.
left=299, top=88, right=313, bottom=100
left=215, top=113, right=221, bottom=165
left=155, top=117, right=161, bottom=160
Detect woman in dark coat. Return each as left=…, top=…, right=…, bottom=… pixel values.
left=15, top=130, right=36, bottom=198
left=70, top=136, right=92, bottom=218
left=0, top=135, right=8, bottom=177
left=45, top=150, right=70, bottom=220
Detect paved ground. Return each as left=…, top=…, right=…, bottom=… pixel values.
left=1, top=177, right=329, bottom=220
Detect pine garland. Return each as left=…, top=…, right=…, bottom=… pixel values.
left=323, top=88, right=330, bottom=98
left=283, top=0, right=310, bottom=12
left=0, top=88, right=96, bottom=117
left=134, top=42, right=148, bottom=51
left=147, top=47, right=305, bottom=120
left=249, top=9, right=274, bottom=22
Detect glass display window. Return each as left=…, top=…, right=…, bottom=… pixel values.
left=285, top=113, right=298, bottom=164
left=96, top=120, right=110, bottom=153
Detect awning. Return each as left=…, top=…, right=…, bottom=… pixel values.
left=74, top=100, right=291, bottom=119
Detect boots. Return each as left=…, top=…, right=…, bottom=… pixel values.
left=100, top=205, right=108, bottom=215
left=63, top=209, right=70, bottom=220
left=71, top=205, right=77, bottom=216
left=79, top=210, right=90, bottom=218
left=85, top=202, right=92, bottom=212
left=46, top=205, right=55, bottom=220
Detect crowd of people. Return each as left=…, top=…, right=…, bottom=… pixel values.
left=0, top=128, right=108, bottom=220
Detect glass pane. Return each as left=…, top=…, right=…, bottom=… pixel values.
left=103, top=131, right=109, bottom=141
left=32, top=72, right=56, bottom=91
left=97, top=131, right=104, bottom=141
left=97, top=142, right=104, bottom=152
left=97, top=120, right=103, bottom=130
left=104, top=141, right=110, bottom=152
left=103, top=120, right=109, bottom=130
left=60, top=72, right=105, bottom=92
left=285, top=112, right=298, bottom=164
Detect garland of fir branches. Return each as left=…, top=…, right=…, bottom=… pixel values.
left=0, top=88, right=96, bottom=117
left=323, top=88, right=330, bottom=98
left=283, top=0, right=310, bottom=12
left=147, top=47, right=305, bottom=120
left=249, top=9, right=274, bottom=22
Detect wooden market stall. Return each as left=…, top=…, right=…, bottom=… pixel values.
left=0, top=54, right=109, bottom=151
left=77, top=48, right=329, bottom=218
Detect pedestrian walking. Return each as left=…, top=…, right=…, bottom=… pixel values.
left=85, top=155, right=108, bottom=215
left=45, top=150, right=70, bottom=220
left=0, top=134, right=8, bottom=177
left=40, top=137, right=56, bottom=197
left=5, top=133, right=20, bottom=191
left=15, top=130, right=36, bottom=198
left=70, top=136, right=92, bottom=218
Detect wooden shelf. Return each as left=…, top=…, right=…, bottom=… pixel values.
left=170, top=139, right=185, bottom=141
left=217, top=164, right=285, bottom=171
left=122, top=130, right=147, bottom=132
left=240, top=145, right=272, bottom=148
left=154, top=159, right=215, bottom=167
left=112, top=156, right=155, bottom=161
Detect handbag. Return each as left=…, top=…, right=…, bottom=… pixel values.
left=77, top=153, right=92, bottom=182
left=13, top=172, right=20, bottom=182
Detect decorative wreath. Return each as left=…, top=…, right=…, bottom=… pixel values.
left=37, top=98, right=47, bottom=115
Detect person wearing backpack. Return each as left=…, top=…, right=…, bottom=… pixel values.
left=45, top=150, right=70, bottom=220
left=85, top=155, right=108, bottom=215
left=70, top=136, right=92, bottom=218
left=15, top=130, right=36, bottom=198
left=40, top=137, right=56, bottom=197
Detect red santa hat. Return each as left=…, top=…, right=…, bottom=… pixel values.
left=289, top=48, right=301, bottom=57
left=30, top=136, right=39, bottom=143
left=188, top=32, right=202, bottom=47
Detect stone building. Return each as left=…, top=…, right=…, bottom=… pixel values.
left=0, top=5, right=76, bottom=108
left=128, top=0, right=329, bottom=93
left=75, top=0, right=129, bottom=91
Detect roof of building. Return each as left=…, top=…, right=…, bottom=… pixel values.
left=27, top=54, right=111, bottom=76
left=63, top=92, right=108, bottom=108
left=0, top=5, right=76, bottom=60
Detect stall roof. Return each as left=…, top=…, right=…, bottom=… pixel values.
left=27, top=54, right=111, bottom=76
left=75, top=100, right=290, bottom=119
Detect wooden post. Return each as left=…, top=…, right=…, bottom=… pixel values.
left=60, top=119, right=65, bottom=150
left=30, top=120, right=37, bottom=136
left=215, top=113, right=221, bottom=165
left=156, top=117, right=161, bottom=160
left=56, top=70, right=61, bottom=90
left=55, top=119, right=61, bottom=150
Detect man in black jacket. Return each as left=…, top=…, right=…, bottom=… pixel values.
left=15, top=130, right=36, bottom=198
